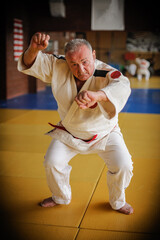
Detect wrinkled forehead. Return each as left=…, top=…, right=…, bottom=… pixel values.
left=66, top=45, right=93, bottom=62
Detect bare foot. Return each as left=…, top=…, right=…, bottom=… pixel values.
left=117, top=203, right=134, bottom=215
left=40, top=197, right=57, bottom=207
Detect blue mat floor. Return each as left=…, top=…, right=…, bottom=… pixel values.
left=0, top=86, right=160, bottom=114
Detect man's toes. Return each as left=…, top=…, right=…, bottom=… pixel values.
left=40, top=197, right=57, bottom=208
left=117, top=203, right=134, bottom=215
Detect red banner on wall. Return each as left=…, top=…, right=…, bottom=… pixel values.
left=13, top=18, right=23, bottom=61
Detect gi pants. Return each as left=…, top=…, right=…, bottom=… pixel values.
left=44, top=131, right=133, bottom=210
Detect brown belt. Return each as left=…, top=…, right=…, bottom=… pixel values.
left=48, top=122, right=97, bottom=143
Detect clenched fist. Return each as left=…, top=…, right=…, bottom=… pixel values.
left=23, top=32, right=50, bottom=67
left=30, top=32, right=50, bottom=51
left=75, top=90, right=108, bottom=109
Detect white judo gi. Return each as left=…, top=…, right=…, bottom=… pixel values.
left=18, top=51, right=133, bottom=210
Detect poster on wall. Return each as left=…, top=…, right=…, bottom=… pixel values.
left=91, top=0, right=124, bottom=30
left=13, top=18, right=23, bottom=61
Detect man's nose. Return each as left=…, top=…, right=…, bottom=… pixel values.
left=78, top=64, right=85, bottom=73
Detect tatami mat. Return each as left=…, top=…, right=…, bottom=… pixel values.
left=5, top=109, right=60, bottom=125
left=0, top=130, right=50, bottom=153
left=129, top=76, right=160, bottom=89
left=3, top=112, right=159, bottom=158
left=0, top=109, right=28, bottom=123
left=0, top=151, right=45, bottom=178
left=16, top=224, right=78, bottom=240
left=0, top=176, right=100, bottom=227
left=119, top=113, right=160, bottom=159
left=0, top=152, right=104, bottom=227
left=1, top=222, right=78, bottom=240
left=80, top=113, right=160, bottom=234
left=76, top=229, right=156, bottom=240
left=80, top=165, right=159, bottom=233
left=0, top=104, right=160, bottom=239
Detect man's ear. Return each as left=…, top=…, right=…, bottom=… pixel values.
left=92, top=50, right=96, bottom=60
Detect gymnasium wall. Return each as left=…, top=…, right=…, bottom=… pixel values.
left=1, top=0, right=160, bottom=100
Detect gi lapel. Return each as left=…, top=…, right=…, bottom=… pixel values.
left=62, top=75, right=93, bottom=125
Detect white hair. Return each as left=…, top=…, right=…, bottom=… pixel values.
left=64, top=38, right=92, bottom=54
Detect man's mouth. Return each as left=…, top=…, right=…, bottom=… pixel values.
left=78, top=72, right=88, bottom=78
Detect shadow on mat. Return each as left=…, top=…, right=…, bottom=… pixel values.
left=92, top=202, right=112, bottom=212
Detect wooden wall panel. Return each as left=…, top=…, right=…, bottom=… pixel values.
left=86, top=31, right=126, bottom=65
left=113, top=32, right=127, bottom=49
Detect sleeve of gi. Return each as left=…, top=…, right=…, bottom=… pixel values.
left=17, top=51, right=56, bottom=83
left=98, top=70, right=131, bottom=119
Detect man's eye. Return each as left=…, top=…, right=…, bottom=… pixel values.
left=72, top=64, right=77, bottom=67
left=83, top=61, right=89, bottom=65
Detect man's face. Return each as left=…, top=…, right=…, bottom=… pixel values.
left=66, top=45, right=96, bottom=81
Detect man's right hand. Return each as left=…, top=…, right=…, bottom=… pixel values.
left=23, top=32, right=50, bottom=68
left=30, top=32, right=50, bottom=51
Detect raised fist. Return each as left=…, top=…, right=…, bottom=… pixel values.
left=30, top=32, right=50, bottom=51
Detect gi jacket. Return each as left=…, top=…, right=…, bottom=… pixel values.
left=18, top=51, right=131, bottom=152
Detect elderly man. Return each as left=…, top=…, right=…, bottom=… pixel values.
left=18, top=33, right=133, bottom=215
